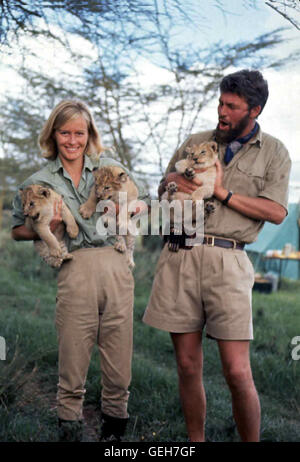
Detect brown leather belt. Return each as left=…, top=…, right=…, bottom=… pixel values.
left=164, top=231, right=245, bottom=252
left=202, top=235, right=245, bottom=250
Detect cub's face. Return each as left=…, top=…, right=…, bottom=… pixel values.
left=20, top=185, right=51, bottom=220
left=94, top=167, right=128, bottom=202
left=185, top=141, right=218, bottom=168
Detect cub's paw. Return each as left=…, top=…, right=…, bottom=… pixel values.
left=167, top=225, right=182, bottom=252
left=184, top=167, right=195, bottom=179
left=204, top=200, right=216, bottom=222
left=67, top=223, right=79, bottom=238
left=79, top=204, right=94, bottom=219
left=63, top=253, right=74, bottom=261
left=127, top=257, right=135, bottom=270
left=45, top=256, right=64, bottom=268
left=114, top=240, right=126, bottom=253
left=50, top=248, right=63, bottom=258
left=204, top=200, right=215, bottom=215
left=166, top=181, right=178, bottom=194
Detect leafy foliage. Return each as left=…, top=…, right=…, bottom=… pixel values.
left=0, top=0, right=299, bottom=228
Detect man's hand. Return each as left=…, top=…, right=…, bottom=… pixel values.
left=50, top=198, right=63, bottom=233
left=213, top=160, right=228, bottom=201
left=164, top=172, right=203, bottom=195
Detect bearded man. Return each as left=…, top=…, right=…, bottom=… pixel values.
left=143, top=69, right=291, bottom=442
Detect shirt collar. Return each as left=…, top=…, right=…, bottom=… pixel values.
left=49, top=154, right=95, bottom=174
left=249, top=124, right=262, bottom=147
left=83, top=155, right=95, bottom=171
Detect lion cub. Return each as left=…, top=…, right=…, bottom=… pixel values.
left=164, top=141, right=218, bottom=203
left=161, top=141, right=218, bottom=250
left=79, top=166, right=138, bottom=269
left=20, top=185, right=79, bottom=268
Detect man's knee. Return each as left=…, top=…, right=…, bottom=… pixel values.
left=223, top=364, right=254, bottom=392
left=176, top=353, right=203, bottom=380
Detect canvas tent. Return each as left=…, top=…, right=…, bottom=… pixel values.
left=246, top=202, right=300, bottom=280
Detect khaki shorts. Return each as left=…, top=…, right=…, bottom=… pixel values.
left=143, top=243, right=255, bottom=340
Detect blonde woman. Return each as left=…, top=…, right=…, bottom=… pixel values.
left=12, top=100, right=145, bottom=442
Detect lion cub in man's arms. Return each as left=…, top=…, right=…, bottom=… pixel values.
left=79, top=165, right=138, bottom=269
left=20, top=185, right=79, bottom=268
left=162, top=141, right=218, bottom=222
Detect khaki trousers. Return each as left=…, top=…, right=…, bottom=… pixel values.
left=55, top=247, right=134, bottom=421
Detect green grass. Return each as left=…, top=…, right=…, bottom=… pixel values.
left=0, top=233, right=300, bottom=442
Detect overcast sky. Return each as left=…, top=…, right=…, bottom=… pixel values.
left=171, top=0, right=300, bottom=201
left=1, top=1, right=299, bottom=200
left=134, top=0, right=300, bottom=200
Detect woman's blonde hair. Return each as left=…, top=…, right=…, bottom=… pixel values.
left=38, top=100, right=105, bottom=160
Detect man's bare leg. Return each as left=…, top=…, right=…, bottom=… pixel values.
left=171, top=331, right=206, bottom=442
left=217, top=340, right=260, bottom=442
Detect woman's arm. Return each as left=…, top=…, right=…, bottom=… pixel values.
left=11, top=225, right=40, bottom=241
left=11, top=198, right=63, bottom=241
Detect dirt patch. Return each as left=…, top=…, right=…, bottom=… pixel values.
left=17, top=375, right=101, bottom=441
left=82, top=405, right=100, bottom=442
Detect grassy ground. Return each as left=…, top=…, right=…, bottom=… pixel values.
left=1, top=229, right=300, bottom=442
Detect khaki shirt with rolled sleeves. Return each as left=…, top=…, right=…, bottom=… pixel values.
left=11, top=155, right=150, bottom=252
left=163, top=127, right=291, bottom=244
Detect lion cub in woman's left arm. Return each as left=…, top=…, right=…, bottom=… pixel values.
left=20, top=185, right=79, bottom=268
left=79, top=165, right=139, bottom=269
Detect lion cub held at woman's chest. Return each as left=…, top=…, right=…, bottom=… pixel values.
left=21, top=185, right=79, bottom=268
left=79, top=165, right=139, bottom=269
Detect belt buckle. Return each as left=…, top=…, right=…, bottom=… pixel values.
left=206, top=236, right=215, bottom=247
left=231, top=239, right=237, bottom=249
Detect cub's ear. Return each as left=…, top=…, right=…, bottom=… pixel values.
left=118, top=172, right=128, bottom=183
left=184, top=146, right=193, bottom=158
left=19, top=189, right=26, bottom=201
left=210, top=141, right=218, bottom=152
left=39, top=186, right=51, bottom=198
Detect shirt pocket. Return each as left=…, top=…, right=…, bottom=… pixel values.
left=235, top=158, right=265, bottom=197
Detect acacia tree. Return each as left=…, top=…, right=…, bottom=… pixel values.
left=265, top=0, right=300, bottom=30
left=1, top=28, right=291, bottom=170
left=0, top=0, right=299, bottom=227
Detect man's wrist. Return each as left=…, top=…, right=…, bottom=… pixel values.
left=214, top=186, right=228, bottom=202
left=222, top=190, right=233, bottom=206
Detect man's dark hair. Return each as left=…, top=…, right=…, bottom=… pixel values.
left=220, top=69, right=269, bottom=115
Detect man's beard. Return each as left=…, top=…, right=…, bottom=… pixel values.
left=215, top=112, right=251, bottom=144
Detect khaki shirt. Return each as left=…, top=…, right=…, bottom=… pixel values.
left=12, top=155, right=149, bottom=251
left=163, top=127, right=291, bottom=244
